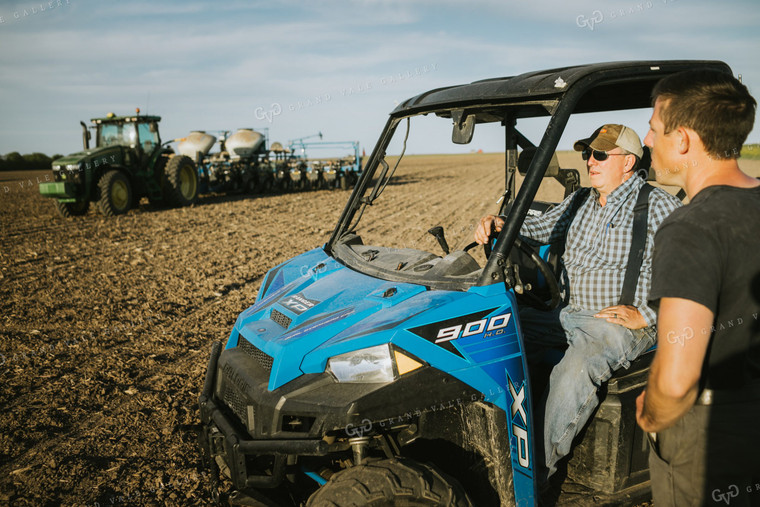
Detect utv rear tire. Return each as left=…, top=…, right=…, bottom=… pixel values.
left=163, top=155, right=198, bottom=207
left=55, top=199, right=89, bottom=218
left=97, top=170, right=132, bottom=216
left=306, top=458, right=473, bottom=507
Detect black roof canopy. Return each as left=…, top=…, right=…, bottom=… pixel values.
left=392, top=60, right=732, bottom=119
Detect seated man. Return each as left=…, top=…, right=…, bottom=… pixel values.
left=474, top=124, right=682, bottom=484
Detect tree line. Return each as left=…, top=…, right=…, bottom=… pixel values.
left=0, top=152, right=63, bottom=171
left=1, top=145, right=757, bottom=170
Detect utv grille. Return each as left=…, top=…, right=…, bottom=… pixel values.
left=238, top=338, right=274, bottom=371
left=270, top=309, right=292, bottom=329
left=221, top=379, right=248, bottom=426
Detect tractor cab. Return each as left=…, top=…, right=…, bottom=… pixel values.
left=92, top=112, right=162, bottom=157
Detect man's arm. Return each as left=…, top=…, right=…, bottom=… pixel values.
left=473, top=191, right=583, bottom=245
left=636, top=297, right=714, bottom=432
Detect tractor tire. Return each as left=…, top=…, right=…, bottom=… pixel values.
left=97, top=170, right=132, bottom=216
left=147, top=155, right=170, bottom=208
left=163, top=155, right=198, bottom=207
left=339, top=175, right=348, bottom=190
left=55, top=199, right=89, bottom=218
left=305, top=458, right=473, bottom=507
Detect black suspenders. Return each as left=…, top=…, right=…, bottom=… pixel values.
left=619, top=183, right=654, bottom=306
left=559, top=183, right=654, bottom=306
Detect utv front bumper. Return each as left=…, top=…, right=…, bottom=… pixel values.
left=199, top=400, right=330, bottom=489
left=198, top=340, right=480, bottom=491
left=198, top=342, right=330, bottom=489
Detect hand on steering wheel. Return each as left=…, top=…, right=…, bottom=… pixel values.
left=465, top=226, right=561, bottom=311
left=463, top=235, right=491, bottom=258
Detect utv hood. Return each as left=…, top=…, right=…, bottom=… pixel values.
left=230, top=247, right=518, bottom=391
left=232, top=248, right=424, bottom=390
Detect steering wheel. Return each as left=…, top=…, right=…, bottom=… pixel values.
left=463, top=237, right=491, bottom=258
left=512, top=237, right=561, bottom=311
left=464, top=236, right=561, bottom=311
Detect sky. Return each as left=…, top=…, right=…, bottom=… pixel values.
left=0, top=0, right=758, bottom=158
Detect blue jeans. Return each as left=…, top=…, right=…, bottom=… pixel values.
left=521, top=305, right=656, bottom=481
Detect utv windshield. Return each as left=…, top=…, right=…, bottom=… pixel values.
left=329, top=108, right=558, bottom=291
left=327, top=101, right=657, bottom=292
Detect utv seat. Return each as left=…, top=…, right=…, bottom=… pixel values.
left=565, top=348, right=654, bottom=497
left=517, top=147, right=581, bottom=199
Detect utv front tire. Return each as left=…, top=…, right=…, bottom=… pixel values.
left=163, top=155, right=198, bottom=207
left=55, top=199, right=89, bottom=218
left=306, top=458, right=473, bottom=507
left=97, top=170, right=132, bottom=216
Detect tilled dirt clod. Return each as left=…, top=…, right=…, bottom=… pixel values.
left=3, top=155, right=757, bottom=505
left=1, top=169, right=362, bottom=505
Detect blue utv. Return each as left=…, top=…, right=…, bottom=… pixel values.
left=198, top=60, right=732, bottom=506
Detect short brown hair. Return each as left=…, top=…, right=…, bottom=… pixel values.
left=652, top=70, right=756, bottom=159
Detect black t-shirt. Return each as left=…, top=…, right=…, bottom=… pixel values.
left=649, top=185, right=760, bottom=389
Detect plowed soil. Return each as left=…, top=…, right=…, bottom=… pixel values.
left=2, top=154, right=758, bottom=506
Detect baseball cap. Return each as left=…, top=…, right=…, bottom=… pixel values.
left=573, top=124, right=644, bottom=159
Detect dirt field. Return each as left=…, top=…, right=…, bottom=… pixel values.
left=2, top=154, right=759, bottom=506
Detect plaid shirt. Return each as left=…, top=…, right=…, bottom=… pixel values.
left=520, top=176, right=682, bottom=326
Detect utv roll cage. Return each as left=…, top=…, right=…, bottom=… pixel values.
left=325, top=60, right=732, bottom=288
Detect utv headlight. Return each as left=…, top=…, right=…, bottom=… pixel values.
left=327, top=344, right=424, bottom=383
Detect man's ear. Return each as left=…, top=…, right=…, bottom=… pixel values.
left=625, top=154, right=636, bottom=172
left=676, top=127, right=691, bottom=155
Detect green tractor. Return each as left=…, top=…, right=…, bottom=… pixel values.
left=40, top=111, right=199, bottom=217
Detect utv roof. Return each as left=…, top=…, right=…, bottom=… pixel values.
left=91, top=113, right=162, bottom=124
left=392, top=60, right=732, bottom=118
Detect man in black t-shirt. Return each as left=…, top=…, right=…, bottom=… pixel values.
left=636, top=70, right=760, bottom=506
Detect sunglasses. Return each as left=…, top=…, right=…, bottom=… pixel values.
left=581, top=148, right=628, bottom=161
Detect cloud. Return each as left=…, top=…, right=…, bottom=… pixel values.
left=0, top=0, right=758, bottom=155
